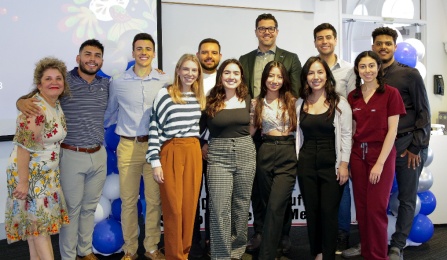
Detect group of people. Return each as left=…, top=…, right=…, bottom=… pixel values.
left=4, top=12, right=430, bottom=260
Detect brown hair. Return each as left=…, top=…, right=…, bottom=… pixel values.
left=206, top=59, right=248, bottom=118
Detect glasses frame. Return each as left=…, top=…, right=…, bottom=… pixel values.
left=257, top=26, right=277, bottom=33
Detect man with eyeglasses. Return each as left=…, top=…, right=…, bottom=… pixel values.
left=239, top=13, right=302, bottom=256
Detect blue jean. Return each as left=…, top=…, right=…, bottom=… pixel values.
left=338, top=179, right=351, bottom=233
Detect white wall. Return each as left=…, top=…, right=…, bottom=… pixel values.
left=427, top=135, right=447, bottom=224
left=424, top=0, right=447, bottom=123
left=161, top=0, right=316, bottom=77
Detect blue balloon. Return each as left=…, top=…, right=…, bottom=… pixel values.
left=97, top=69, right=111, bottom=79
left=92, top=219, right=124, bottom=254
left=111, top=198, right=143, bottom=221
left=111, top=198, right=122, bottom=221
left=105, top=124, right=120, bottom=151
left=137, top=198, right=143, bottom=216
left=106, top=148, right=118, bottom=175
left=126, top=60, right=136, bottom=70
left=394, top=42, right=417, bottom=68
left=390, top=174, right=398, bottom=194
left=140, top=198, right=146, bottom=219
left=418, top=190, right=437, bottom=215
left=139, top=176, right=145, bottom=197
left=408, top=214, right=434, bottom=243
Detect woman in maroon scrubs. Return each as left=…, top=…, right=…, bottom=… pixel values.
left=348, top=51, right=406, bottom=260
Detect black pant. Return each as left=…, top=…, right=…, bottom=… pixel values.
left=251, top=131, right=293, bottom=237
left=391, top=133, right=428, bottom=249
left=257, top=136, right=297, bottom=260
left=297, top=138, right=344, bottom=260
left=192, top=159, right=210, bottom=244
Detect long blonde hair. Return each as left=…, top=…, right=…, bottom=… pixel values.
left=168, top=54, right=205, bottom=110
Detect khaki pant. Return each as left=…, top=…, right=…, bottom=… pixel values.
left=159, top=138, right=202, bottom=260
left=117, top=137, right=161, bottom=254
left=59, top=146, right=107, bottom=260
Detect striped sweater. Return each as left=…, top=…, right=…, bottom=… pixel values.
left=146, top=87, right=201, bottom=167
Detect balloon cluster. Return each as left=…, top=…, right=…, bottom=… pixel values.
left=394, top=38, right=426, bottom=79
left=387, top=147, right=436, bottom=246
left=92, top=124, right=146, bottom=255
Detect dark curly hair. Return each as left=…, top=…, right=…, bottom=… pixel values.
left=206, top=59, right=248, bottom=118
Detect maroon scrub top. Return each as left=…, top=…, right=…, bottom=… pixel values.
left=348, top=84, right=406, bottom=143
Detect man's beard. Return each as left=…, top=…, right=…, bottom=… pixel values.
left=79, top=63, right=100, bottom=75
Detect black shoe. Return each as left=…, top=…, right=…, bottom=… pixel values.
left=336, top=231, right=349, bottom=255
left=246, top=233, right=262, bottom=252
left=280, top=235, right=291, bottom=255
left=189, top=241, right=204, bottom=258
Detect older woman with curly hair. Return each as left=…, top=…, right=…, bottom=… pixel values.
left=5, top=57, right=70, bottom=260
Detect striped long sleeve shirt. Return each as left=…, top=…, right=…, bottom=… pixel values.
left=146, top=87, right=201, bottom=167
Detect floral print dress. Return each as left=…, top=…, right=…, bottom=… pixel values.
left=5, top=93, right=70, bottom=243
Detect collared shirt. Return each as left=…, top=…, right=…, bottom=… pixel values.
left=203, top=72, right=217, bottom=96
left=330, top=55, right=356, bottom=98
left=60, top=68, right=109, bottom=147
left=383, top=61, right=431, bottom=153
left=104, top=67, right=170, bottom=137
left=254, top=47, right=276, bottom=97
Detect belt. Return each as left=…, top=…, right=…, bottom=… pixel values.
left=121, top=135, right=149, bottom=142
left=61, top=143, right=101, bottom=153
left=261, top=136, right=295, bottom=145
left=396, top=131, right=412, bottom=138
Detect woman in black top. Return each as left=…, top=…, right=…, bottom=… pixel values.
left=202, top=59, right=255, bottom=260
left=296, top=56, right=352, bottom=260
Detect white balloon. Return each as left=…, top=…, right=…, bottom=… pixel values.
left=94, top=196, right=112, bottom=223
left=415, top=61, right=426, bottom=80
left=405, top=238, right=422, bottom=247
left=405, top=38, right=425, bottom=60
left=103, top=174, right=121, bottom=200
left=414, top=195, right=421, bottom=217
left=425, top=147, right=434, bottom=167
left=418, top=167, right=434, bottom=192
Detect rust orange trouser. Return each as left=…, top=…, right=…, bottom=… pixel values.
left=159, top=137, right=202, bottom=260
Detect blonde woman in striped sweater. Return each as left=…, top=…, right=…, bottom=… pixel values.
left=147, top=54, right=205, bottom=260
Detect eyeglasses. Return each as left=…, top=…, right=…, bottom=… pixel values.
left=257, top=26, right=276, bottom=33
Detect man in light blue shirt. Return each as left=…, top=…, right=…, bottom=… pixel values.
left=104, top=33, right=170, bottom=260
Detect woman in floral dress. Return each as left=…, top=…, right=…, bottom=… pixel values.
left=5, top=57, right=71, bottom=260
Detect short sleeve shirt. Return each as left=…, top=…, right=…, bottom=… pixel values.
left=348, top=84, right=406, bottom=143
